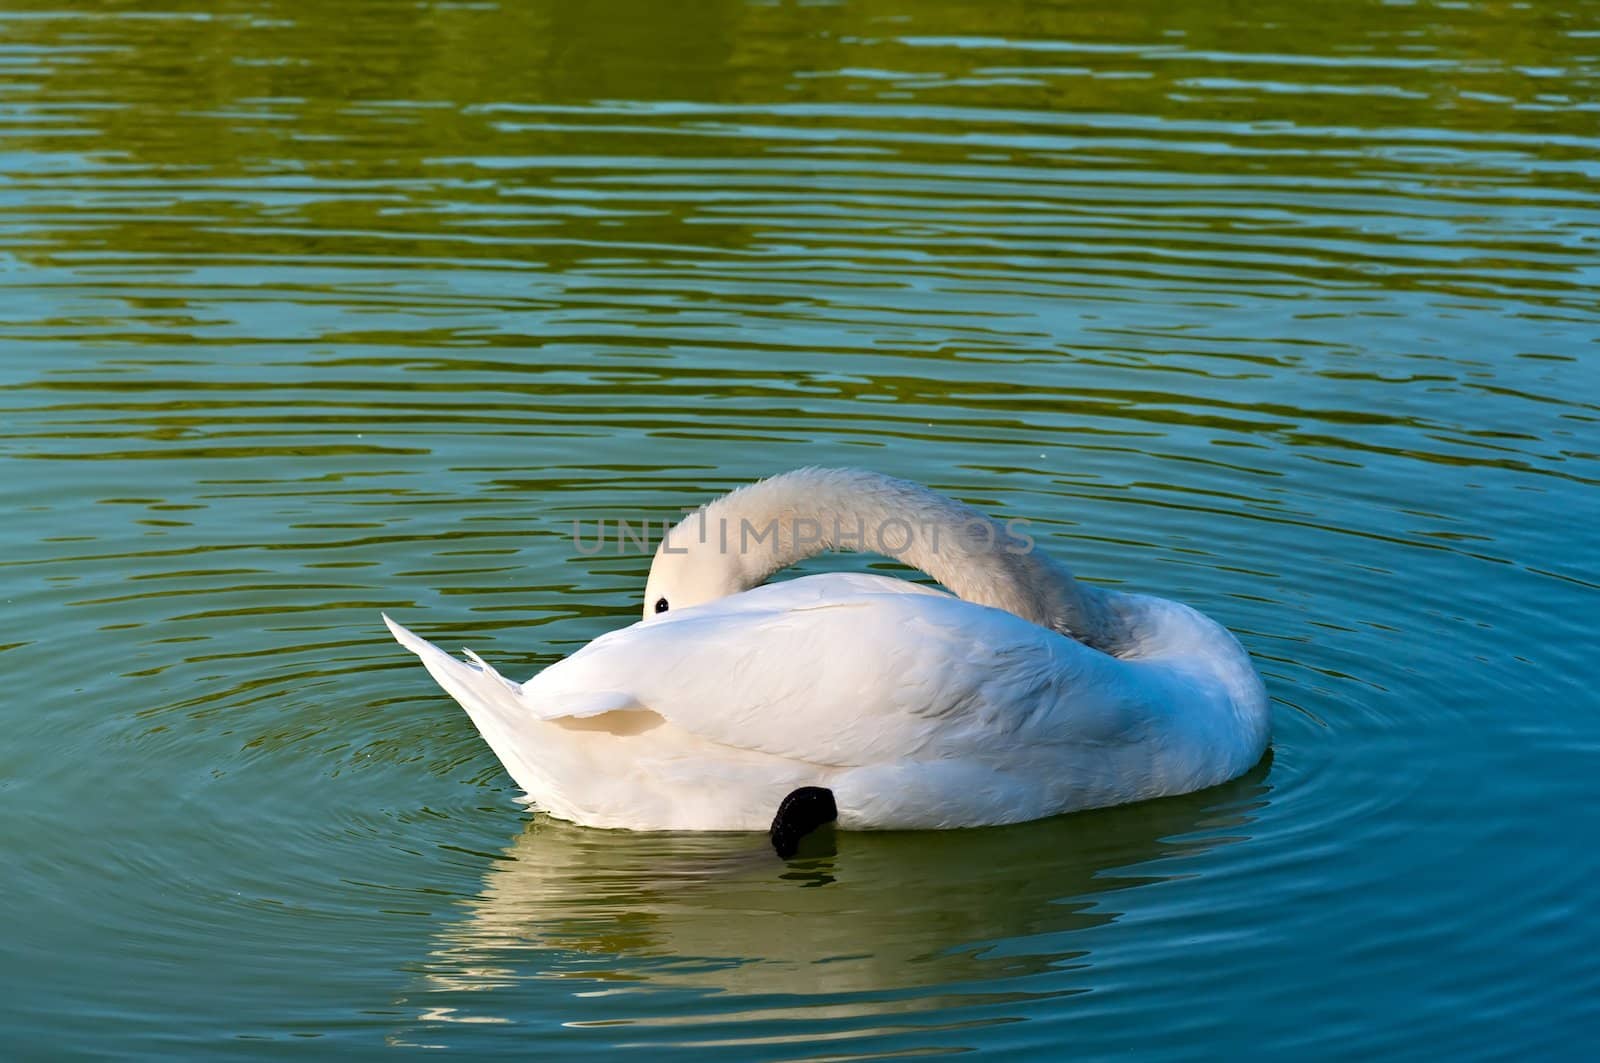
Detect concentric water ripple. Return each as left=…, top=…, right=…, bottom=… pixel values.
left=2, top=0, right=1597, bottom=1057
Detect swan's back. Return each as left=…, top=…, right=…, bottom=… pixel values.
left=530, top=575, right=1137, bottom=765
left=482, top=574, right=1266, bottom=829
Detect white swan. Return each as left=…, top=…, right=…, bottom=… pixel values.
left=385, top=468, right=1269, bottom=836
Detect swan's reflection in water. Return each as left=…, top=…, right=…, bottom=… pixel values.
left=408, top=762, right=1270, bottom=1046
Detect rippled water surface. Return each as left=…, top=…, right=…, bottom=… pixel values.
left=3, top=0, right=1598, bottom=1057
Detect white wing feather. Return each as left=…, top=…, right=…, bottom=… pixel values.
left=521, top=574, right=1150, bottom=767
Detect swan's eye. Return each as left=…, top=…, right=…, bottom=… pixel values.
left=654, top=597, right=669, bottom=614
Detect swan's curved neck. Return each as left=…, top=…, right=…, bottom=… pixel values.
left=684, top=468, right=1118, bottom=650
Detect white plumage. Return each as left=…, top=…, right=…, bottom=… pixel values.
left=386, top=469, right=1269, bottom=831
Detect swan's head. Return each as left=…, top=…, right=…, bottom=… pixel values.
left=641, top=511, right=750, bottom=621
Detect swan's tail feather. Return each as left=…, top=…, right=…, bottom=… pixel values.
left=382, top=613, right=565, bottom=814
left=382, top=612, right=519, bottom=699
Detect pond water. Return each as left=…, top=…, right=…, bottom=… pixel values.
left=2, top=0, right=1597, bottom=1057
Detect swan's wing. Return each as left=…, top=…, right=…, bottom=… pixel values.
left=521, top=575, right=1146, bottom=768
